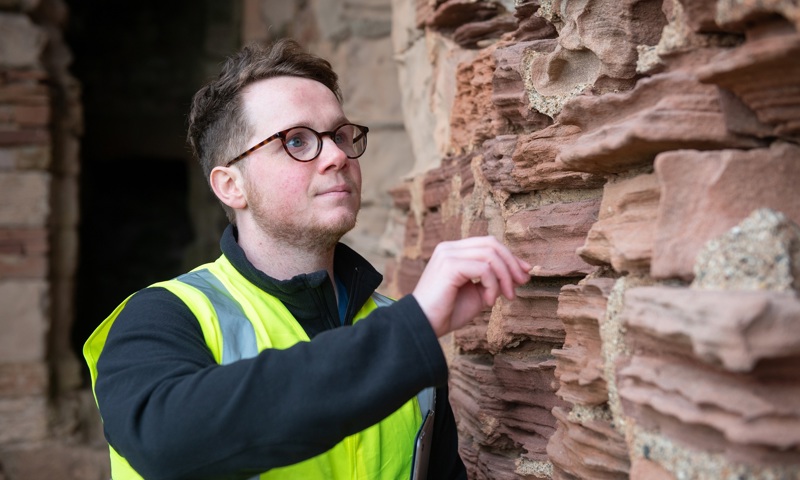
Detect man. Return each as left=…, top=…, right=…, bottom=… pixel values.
left=84, top=39, right=531, bottom=479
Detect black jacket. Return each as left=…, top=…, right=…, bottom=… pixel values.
left=94, top=225, right=467, bottom=479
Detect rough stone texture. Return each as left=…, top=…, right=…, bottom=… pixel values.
left=389, top=0, right=800, bottom=477
left=578, top=172, right=660, bottom=274
left=697, top=29, right=800, bottom=142
left=652, top=142, right=800, bottom=281
left=693, top=209, right=800, bottom=292
left=556, top=72, right=764, bottom=175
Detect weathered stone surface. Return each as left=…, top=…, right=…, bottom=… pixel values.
left=0, top=146, right=50, bottom=170
left=629, top=457, right=675, bottom=480
left=623, top=286, right=800, bottom=372
left=0, top=280, right=47, bottom=363
left=0, top=362, right=47, bottom=397
left=0, top=172, right=49, bottom=226
left=0, top=443, right=110, bottom=480
left=425, top=0, right=505, bottom=30
left=618, top=354, right=800, bottom=464
left=557, top=72, right=764, bottom=174
left=509, top=0, right=557, bottom=42
left=453, top=310, right=493, bottom=353
left=548, top=406, right=629, bottom=480
left=0, top=227, right=47, bottom=278
left=0, top=396, right=47, bottom=444
left=523, top=0, right=667, bottom=119
left=578, top=172, right=660, bottom=273
left=451, top=46, right=504, bottom=153
left=716, top=0, right=800, bottom=30
left=652, top=142, right=800, bottom=281
left=486, top=281, right=566, bottom=353
left=453, top=12, right=517, bottom=48
left=506, top=197, right=601, bottom=277
left=693, top=209, right=800, bottom=292
left=553, top=278, right=615, bottom=407
left=492, top=40, right=555, bottom=132
left=697, top=31, right=800, bottom=141
left=0, top=14, right=45, bottom=68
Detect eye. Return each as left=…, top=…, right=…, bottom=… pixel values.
left=285, top=134, right=308, bottom=149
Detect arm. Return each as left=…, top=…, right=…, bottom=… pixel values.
left=95, top=290, right=446, bottom=480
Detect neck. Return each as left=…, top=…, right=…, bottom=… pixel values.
left=235, top=222, right=337, bottom=284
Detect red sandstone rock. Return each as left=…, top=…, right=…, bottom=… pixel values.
left=715, top=0, right=800, bottom=31
left=553, top=278, right=616, bottom=407
left=509, top=0, right=557, bottom=42
left=505, top=197, right=601, bottom=277
left=492, top=40, right=555, bottom=131
left=623, top=286, right=800, bottom=372
left=577, top=173, right=660, bottom=273
left=548, top=406, right=630, bottom=480
left=556, top=72, right=764, bottom=174
left=453, top=13, right=517, bottom=48
left=697, top=31, right=800, bottom=142
left=425, top=0, right=504, bottom=30
left=450, top=46, right=504, bottom=153
left=618, top=354, right=800, bottom=464
left=630, top=458, right=675, bottom=480
left=652, top=142, right=800, bottom=281
left=486, top=283, right=566, bottom=353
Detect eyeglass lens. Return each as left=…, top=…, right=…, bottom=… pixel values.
left=284, top=124, right=367, bottom=162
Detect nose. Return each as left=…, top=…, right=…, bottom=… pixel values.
left=315, top=135, right=349, bottom=172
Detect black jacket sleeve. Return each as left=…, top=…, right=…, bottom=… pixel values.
left=94, top=288, right=465, bottom=480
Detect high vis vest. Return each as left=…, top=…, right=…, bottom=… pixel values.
left=84, top=254, right=429, bottom=480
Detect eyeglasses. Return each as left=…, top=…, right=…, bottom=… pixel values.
left=225, top=123, right=369, bottom=167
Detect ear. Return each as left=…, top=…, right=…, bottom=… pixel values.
left=209, top=166, right=248, bottom=210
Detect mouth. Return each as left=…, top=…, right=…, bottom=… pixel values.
left=317, top=184, right=353, bottom=196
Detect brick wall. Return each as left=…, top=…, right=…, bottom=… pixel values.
left=389, top=0, right=800, bottom=478
left=0, top=1, right=107, bottom=478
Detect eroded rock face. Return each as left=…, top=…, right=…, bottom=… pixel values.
left=389, top=0, right=800, bottom=477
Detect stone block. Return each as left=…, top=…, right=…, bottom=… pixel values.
left=578, top=172, right=660, bottom=273
left=548, top=406, right=630, bottom=480
left=622, top=286, right=800, bottom=372
left=618, top=354, right=800, bottom=464
left=0, top=443, right=110, bottom=480
left=652, top=142, right=800, bottom=281
left=450, top=45, right=504, bottom=154
left=506, top=197, right=601, bottom=277
left=553, top=278, right=615, bottom=407
left=0, top=172, right=49, bottom=226
left=0, top=396, right=47, bottom=444
left=492, top=40, right=555, bottom=132
left=486, top=281, right=565, bottom=353
left=0, top=146, right=50, bottom=171
left=557, top=72, right=764, bottom=175
left=0, top=228, right=47, bottom=278
left=0, top=14, right=45, bottom=69
left=698, top=31, right=800, bottom=141
left=0, top=361, right=47, bottom=397
left=0, top=280, right=48, bottom=363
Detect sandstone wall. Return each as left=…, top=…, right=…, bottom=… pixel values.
left=0, top=0, right=108, bottom=478
left=388, top=0, right=800, bottom=478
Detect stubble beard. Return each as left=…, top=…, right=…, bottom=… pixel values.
left=250, top=193, right=359, bottom=254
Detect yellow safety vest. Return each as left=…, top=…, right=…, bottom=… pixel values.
left=84, top=254, right=428, bottom=479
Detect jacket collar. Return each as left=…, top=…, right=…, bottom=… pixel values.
left=219, top=225, right=384, bottom=338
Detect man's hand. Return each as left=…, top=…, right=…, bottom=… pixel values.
left=412, top=236, right=532, bottom=338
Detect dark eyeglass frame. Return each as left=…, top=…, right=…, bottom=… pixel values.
left=225, top=123, right=369, bottom=167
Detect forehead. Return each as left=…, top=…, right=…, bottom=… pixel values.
left=241, top=76, right=345, bottom=133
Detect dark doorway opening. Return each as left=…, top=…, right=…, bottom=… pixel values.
left=65, top=0, right=238, bottom=380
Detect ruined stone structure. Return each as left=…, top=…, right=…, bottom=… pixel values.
left=1, top=0, right=799, bottom=478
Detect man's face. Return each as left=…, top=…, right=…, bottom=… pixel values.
left=237, top=76, right=362, bottom=251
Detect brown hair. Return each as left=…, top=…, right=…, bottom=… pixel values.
left=186, top=38, right=342, bottom=222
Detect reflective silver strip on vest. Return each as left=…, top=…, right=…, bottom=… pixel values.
left=176, top=269, right=258, bottom=365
